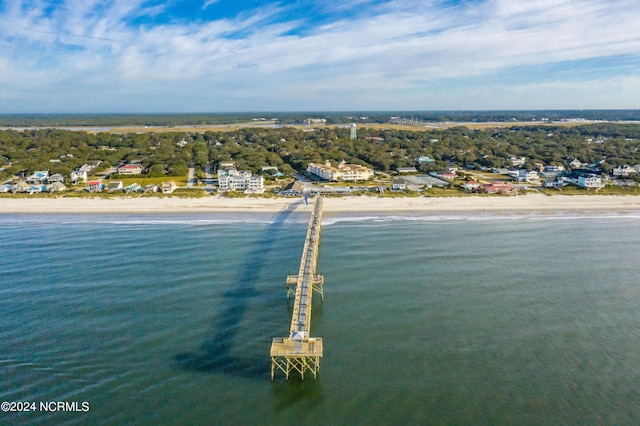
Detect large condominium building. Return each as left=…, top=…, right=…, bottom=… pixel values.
left=307, top=160, right=374, bottom=182
left=217, top=167, right=264, bottom=192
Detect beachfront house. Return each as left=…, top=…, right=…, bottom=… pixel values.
left=161, top=181, right=178, bottom=194
left=281, top=181, right=305, bottom=197
left=508, top=169, right=540, bottom=183
left=12, top=181, right=30, bottom=193
left=391, top=178, right=407, bottom=191
left=217, top=167, right=264, bottom=193
left=542, top=178, right=566, bottom=189
left=481, top=182, right=516, bottom=194
left=47, top=181, right=67, bottom=193
left=88, top=181, right=104, bottom=193
left=108, top=181, right=124, bottom=192
left=577, top=174, right=603, bottom=189
left=462, top=181, right=481, bottom=192
left=124, top=183, right=141, bottom=193
left=143, top=184, right=159, bottom=193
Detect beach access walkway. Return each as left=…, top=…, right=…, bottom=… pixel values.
left=270, top=196, right=324, bottom=380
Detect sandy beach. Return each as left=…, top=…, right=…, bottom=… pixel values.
left=2, top=194, right=640, bottom=214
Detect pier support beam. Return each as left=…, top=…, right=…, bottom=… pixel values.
left=270, top=196, right=325, bottom=380
left=286, top=274, right=324, bottom=301
left=270, top=337, right=323, bottom=380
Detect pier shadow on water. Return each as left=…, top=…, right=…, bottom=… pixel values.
left=175, top=201, right=305, bottom=379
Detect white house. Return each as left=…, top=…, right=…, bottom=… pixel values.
left=217, top=167, right=264, bottom=193
left=509, top=156, right=526, bottom=167
left=246, top=176, right=265, bottom=193
left=48, top=173, right=66, bottom=183
left=568, top=158, right=585, bottom=169
left=462, top=181, right=481, bottom=192
left=612, top=165, right=637, bottom=177
left=508, top=169, right=540, bottom=183
left=161, top=181, right=178, bottom=194
left=71, top=170, right=88, bottom=184
left=544, top=164, right=565, bottom=173
left=577, top=174, right=603, bottom=189
left=79, top=164, right=96, bottom=174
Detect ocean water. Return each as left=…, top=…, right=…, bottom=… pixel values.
left=1, top=211, right=640, bottom=425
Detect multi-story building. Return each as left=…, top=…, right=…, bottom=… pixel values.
left=217, top=167, right=264, bottom=192
left=508, top=169, right=540, bottom=183
left=578, top=174, right=603, bottom=189
left=612, top=165, right=638, bottom=177
left=307, top=161, right=373, bottom=181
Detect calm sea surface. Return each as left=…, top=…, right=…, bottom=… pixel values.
left=1, top=211, right=640, bottom=425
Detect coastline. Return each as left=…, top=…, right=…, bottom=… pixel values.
left=2, top=193, right=640, bottom=214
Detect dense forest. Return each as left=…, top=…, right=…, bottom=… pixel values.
left=2, top=123, right=640, bottom=182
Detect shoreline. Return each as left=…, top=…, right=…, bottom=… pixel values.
left=2, top=194, right=640, bottom=215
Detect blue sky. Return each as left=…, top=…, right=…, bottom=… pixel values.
left=1, top=0, right=639, bottom=113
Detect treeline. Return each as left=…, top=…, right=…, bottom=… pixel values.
left=2, top=124, right=640, bottom=180
left=2, top=110, right=640, bottom=127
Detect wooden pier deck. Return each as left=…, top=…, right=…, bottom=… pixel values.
left=270, top=196, right=324, bottom=380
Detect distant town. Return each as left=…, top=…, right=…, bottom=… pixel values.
left=2, top=112, right=640, bottom=197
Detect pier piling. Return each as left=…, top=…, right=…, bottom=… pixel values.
left=270, top=196, right=324, bottom=380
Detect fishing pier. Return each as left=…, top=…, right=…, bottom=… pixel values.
left=270, top=196, right=324, bottom=380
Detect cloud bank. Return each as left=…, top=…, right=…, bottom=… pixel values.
left=1, top=0, right=639, bottom=112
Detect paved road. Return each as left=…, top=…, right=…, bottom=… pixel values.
left=204, top=162, right=213, bottom=184
left=187, top=162, right=195, bottom=188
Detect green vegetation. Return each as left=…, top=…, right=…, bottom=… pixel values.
left=2, top=110, right=640, bottom=127
left=3, top=122, right=640, bottom=191
left=539, top=185, right=640, bottom=195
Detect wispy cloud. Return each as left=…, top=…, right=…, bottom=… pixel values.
left=1, top=0, right=639, bottom=112
left=202, top=0, right=220, bottom=10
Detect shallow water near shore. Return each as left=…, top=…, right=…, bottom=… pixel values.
left=1, top=212, right=639, bottom=424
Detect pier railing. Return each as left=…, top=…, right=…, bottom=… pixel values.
left=270, top=196, right=324, bottom=380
